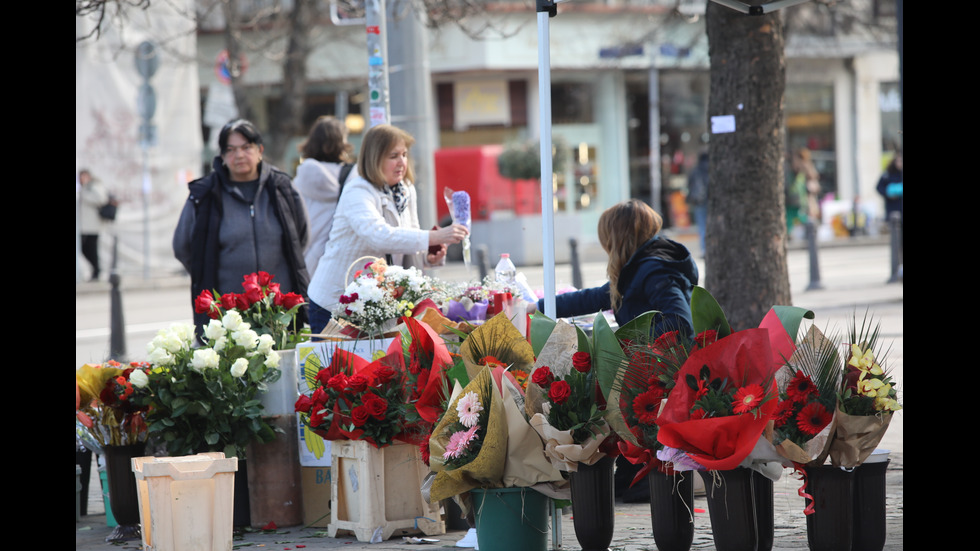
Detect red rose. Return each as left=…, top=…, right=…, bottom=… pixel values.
left=295, top=394, right=314, bottom=414
left=267, top=283, right=282, bottom=304
left=374, top=366, right=396, bottom=384
left=347, top=375, right=370, bottom=393
left=234, top=293, right=251, bottom=310
left=362, top=393, right=388, bottom=420
left=219, top=292, right=238, bottom=310
left=693, top=330, right=719, bottom=351
left=311, top=387, right=327, bottom=406
left=350, top=405, right=370, bottom=427
left=327, top=373, right=349, bottom=393
left=572, top=351, right=592, bottom=373
left=194, top=290, right=218, bottom=317
left=243, top=283, right=263, bottom=305
left=256, top=271, right=274, bottom=287
left=242, top=273, right=258, bottom=286
left=283, top=292, right=305, bottom=310
left=548, top=380, right=571, bottom=405
left=309, top=407, right=328, bottom=428
left=532, top=366, right=554, bottom=387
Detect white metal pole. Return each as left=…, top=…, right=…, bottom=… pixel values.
left=537, top=6, right=556, bottom=318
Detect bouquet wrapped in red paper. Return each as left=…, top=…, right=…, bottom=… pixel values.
left=656, top=328, right=781, bottom=471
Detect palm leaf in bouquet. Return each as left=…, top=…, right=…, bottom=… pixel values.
left=826, top=311, right=901, bottom=467
left=459, top=312, right=535, bottom=380
left=772, top=323, right=843, bottom=465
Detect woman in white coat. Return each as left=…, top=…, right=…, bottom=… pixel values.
left=293, top=116, right=354, bottom=276
left=306, top=124, right=468, bottom=334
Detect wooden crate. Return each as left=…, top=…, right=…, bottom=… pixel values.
left=131, top=452, right=238, bottom=551
left=328, top=440, right=444, bottom=542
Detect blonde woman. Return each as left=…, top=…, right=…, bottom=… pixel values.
left=306, top=124, right=468, bottom=334
left=531, top=199, right=698, bottom=338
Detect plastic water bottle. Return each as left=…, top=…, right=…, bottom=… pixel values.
left=494, top=253, right=517, bottom=286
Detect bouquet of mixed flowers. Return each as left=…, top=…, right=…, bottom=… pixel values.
left=194, top=271, right=307, bottom=349
left=76, top=360, right=152, bottom=450
left=653, top=288, right=810, bottom=474
left=136, top=316, right=282, bottom=458
left=826, top=314, right=901, bottom=467
left=427, top=314, right=564, bottom=503
left=332, top=258, right=435, bottom=336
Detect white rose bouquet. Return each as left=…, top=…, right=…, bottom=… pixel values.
left=333, top=258, right=434, bottom=335
left=136, top=318, right=281, bottom=458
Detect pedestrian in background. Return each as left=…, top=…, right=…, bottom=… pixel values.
left=877, top=151, right=903, bottom=236
left=78, top=169, right=109, bottom=281
left=293, top=116, right=355, bottom=276
left=173, top=119, right=311, bottom=333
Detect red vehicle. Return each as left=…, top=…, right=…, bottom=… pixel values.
left=434, top=145, right=541, bottom=224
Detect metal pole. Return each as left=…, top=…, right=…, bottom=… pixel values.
left=649, top=67, right=662, bottom=213
left=109, top=236, right=127, bottom=361
left=537, top=1, right=557, bottom=319
left=569, top=237, right=583, bottom=290
left=365, top=0, right=390, bottom=127
left=476, top=245, right=490, bottom=282
left=887, top=211, right=903, bottom=283
left=805, top=219, right=823, bottom=291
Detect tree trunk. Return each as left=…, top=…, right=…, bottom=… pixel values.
left=221, top=0, right=254, bottom=123
left=265, top=0, right=319, bottom=168
left=704, top=2, right=791, bottom=331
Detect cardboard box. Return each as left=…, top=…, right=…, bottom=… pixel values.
left=301, top=466, right=332, bottom=528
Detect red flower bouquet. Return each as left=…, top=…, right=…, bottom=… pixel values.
left=656, top=328, right=780, bottom=471
left=195, top=271, right=306, bottom=349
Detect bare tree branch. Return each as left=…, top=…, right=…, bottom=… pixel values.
left=76, top=0, right=152, bottom=42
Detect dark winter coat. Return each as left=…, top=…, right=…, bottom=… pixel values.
left=173, top=157, right=311, bottom=331
left=540, top=236, right=699, bottom=337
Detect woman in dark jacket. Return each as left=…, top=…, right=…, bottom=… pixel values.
left=534, top=199, right=698, bottom=338
left=173, top=119, right=311, bottom=332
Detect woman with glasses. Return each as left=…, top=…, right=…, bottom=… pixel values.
left=173, top=119, right=311, bottom=333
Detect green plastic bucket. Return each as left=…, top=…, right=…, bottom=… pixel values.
left=472, top=487, right=549, bottom=551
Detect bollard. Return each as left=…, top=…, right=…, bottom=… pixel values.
left=887, top=211, right=903, bottom=283
left=569, top=237, right=583, bottom=290
left=476, top=244, right=490, bottom=282
left=805, top=219, right=824, bottom=291
left=109, top=236, right=127, bottom=362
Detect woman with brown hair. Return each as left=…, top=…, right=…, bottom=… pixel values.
left=532, top=199, right=698, bottom=338
left=306, top=124, right=468, bottom=334
left=293, top=116, right=355, bottom=275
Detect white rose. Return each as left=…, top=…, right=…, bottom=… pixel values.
left=222, top=310, right=245, bottom=332
left=264, top=351, right=281, bottom=369
left=233, top=328, right=259, bottom=350
left=129, top=369, right=149, bottom=388
left=147, top=347, right=174, bottom=366
left=191, top=348, right=220, bottom=372
left=204, top=319, right=226, bottom=341
left=256, top=334, right=275, bottom=355
left=171, top=323, right=197, bottom=344
left=212, top=336, right=228, bottom=352
left=159, top=332, right=186, bottom=354
left=230, top=358, right=249, bottom=378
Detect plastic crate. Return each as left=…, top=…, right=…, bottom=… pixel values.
left=328, top=440, right=444, bottom=542
left=131, top=452, right=238, bottom=551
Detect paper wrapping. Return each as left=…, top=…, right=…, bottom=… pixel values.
left=826, top=409, right=893, bottom=468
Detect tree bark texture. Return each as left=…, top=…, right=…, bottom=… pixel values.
left=221, top=0, right=255, bottom=123
left=265, top=0, right=319, bottom=167
left=704, top=2, right=791, bottom=331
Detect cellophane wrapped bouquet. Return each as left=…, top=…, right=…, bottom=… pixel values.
left=332, top=258, right=435, bottom=337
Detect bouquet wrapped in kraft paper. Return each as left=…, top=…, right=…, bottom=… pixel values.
left=526, top=319, right=615, bottom=472
left=825, top=316, right=901, bottom=467
left=427, top=365, right=563, bottom=503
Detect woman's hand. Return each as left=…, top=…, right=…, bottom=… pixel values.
left=429, top=223, right=468, bottom=246
left=427, top=243, right=448, bottom=265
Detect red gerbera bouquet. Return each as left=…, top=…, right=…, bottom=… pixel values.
left=195, top=271, right=307, bottom=349
left=614, top=328, right=719, bottom=481
left=771, top=324, right=842, bottom=465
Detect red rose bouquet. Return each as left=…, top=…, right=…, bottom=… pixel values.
left=526, top=315, right=624, bottom=472
left=195, top=271, right=307, bottom=349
